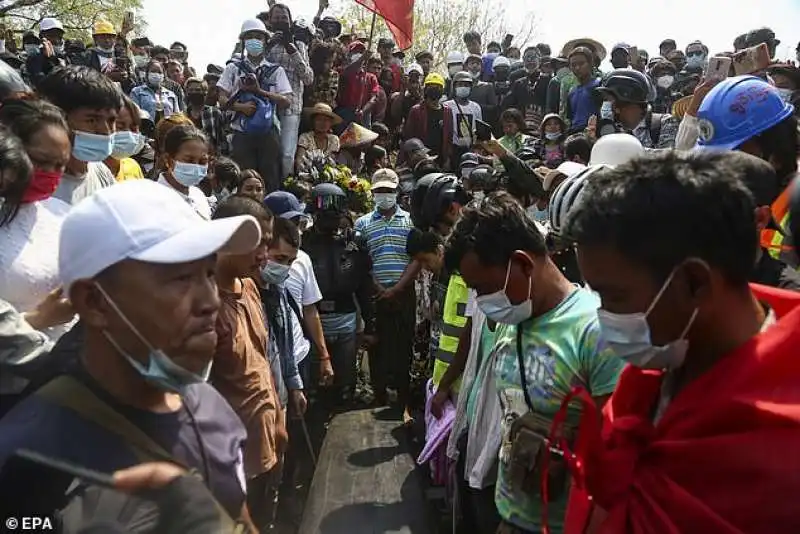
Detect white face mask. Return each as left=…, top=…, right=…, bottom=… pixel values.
left=455, top=86, right=471, bottom=99
left=373, top=192, right=397, bottom=210
left=545, top=132, right=561, bottom=141
left=657, top=75, right=674, bottom=89
left=596, top=268, right=698, bottom=370
left=476, top=259, right=532, bottom=325
left=350, top=53, right=363, bottom=64
left=778, top=87, right=793, bottom=102
left=686, top=55, right=705, bottom=69
left=471, top=190, right=485, bottom=203
left=147, top=72, right=164, bottom=87
left=600, top=100, right=614, bottom=120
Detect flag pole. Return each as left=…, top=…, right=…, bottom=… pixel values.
left=366, top=11, right=377, bottom=51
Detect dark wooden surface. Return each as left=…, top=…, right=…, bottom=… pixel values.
left=299, top=408, right=434, bottom=534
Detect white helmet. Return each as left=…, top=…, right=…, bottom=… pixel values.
left=589, top=133, right=645, bottom=166
left=548, top=165, right=613, bottom=237
left=406, top=62, right=424, bottom=76
left=446, top=51, right=465, bottom=66
left=492, top=55, right=511, bottom=71
left=240, top=18, right=268, bottom=38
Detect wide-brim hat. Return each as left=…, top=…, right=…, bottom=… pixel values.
left=339, top=122, right=379, bottom=148
left=303, top=102, right=342, bottom=125
left=561, top=37, right=607, bottom=62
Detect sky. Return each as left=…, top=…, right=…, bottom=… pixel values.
left=141, top=0, right=800, bottom=72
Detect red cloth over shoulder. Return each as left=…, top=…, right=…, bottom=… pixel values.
left=565, top=284, right=800, bottom=534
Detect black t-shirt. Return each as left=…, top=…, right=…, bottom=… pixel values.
left=0, top=365, right=248, bottom=526
left=426, top=106, right=444, bottom=157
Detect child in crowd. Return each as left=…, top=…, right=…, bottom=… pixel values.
left=533, top=113, right=567, bottom=168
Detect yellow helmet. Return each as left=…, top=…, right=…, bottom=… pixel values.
left=93, top=20, right=116, bottom=36
left=424, top=73, right=445, bottom=88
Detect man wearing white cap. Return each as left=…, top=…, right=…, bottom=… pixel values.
left=25, top=17, right=66, bottom=85
left=0, top=180, right=262, bottom=527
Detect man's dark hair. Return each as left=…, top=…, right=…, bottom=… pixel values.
left=487, top=40, right=502, bottom=50
left=564, top=134, right=592, bottom=163
left=750, top=115, right=798, bottom=187
left=500, top=108, right=525, bottom=130
left=212, top=157, right=241, bottom=189
left=170, top=41, right=187, bottom=50
left=163, top=124, right=208, bottom=157
left=463, top=30, right=480, bottom=44
left=406, top=228, right=442, bottom=256
left=213, top=193, right=272, bottom=222
left=564, top=151, right=757, bottom=286
left=150, top=45, right=170, bottom=59
left=271, top=216, right=300, bottom=249
left=536, top=43, right=551, bottom=56
left=364, top=145, right=387, bottom=169
left=371, top=121, right=390, bottom=137
left=568, top=46, right=593, bottom=65
left=0, top=98, right=67, bottom=147
left=445, top=191, right=547, bottom=273
left=268, top=3, right=293, bottom=24
left=38, top=66, right=123, bottom=114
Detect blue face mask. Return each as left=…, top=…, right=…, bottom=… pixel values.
left=261, top=260, right=292, bottom=285
left=72, top=131, right=114, bottom=162
left=475, top=260, right=533, bottom=325
left=172, top=161, right=208, bottom=187
left=245, top=38, right=264, bottom=56
left=545, top=132, right=561, bottom=141
left=95, top=283, right=211, bottom=393
left=600, top=101, right=614, bottom=121
left=111, top=130, right=143, bottom=159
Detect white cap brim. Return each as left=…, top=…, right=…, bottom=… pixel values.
left=371, top=181, right=399, bottom=191
left=130, top=215, right=261, bottom=264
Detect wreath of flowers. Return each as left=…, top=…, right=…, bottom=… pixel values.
left=285, top=149, right=373, bottom=214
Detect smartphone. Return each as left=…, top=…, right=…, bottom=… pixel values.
left=628, top=46, right=639, bottom=63
left=706, top=56, right=732, bottom=80
left=502, top=33, right=514, bottom=50
left=12, top=449, right=116, bottom=489
left=733, top=43, right=771, bottom=76
left=475, top=119, right=493, bottom=142
left=124, top=10, right=136, bottom=28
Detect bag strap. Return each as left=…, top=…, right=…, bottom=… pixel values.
left=516, top=325, right=535, bottom=412
left=36, top=375, right=185, bottom=468
left=648, top=112, right=664, bottom=146
left=285, top=290, right=311, bottom=342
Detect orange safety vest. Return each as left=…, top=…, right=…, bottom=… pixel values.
left=760, top=181, right=796, bottom=266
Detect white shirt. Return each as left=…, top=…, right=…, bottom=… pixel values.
left=217, top=57, right=293, bottom=99
left=444, top=99, right=483, bottom=147
left=54, top=162, right=116, bottom=206
left=285, top=250, right=322, bottom=364
left=157, top=174, right=212, bottom=220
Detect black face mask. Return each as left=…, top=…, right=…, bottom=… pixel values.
left=424, top=86, right=443, bottom=101
left=273, top=21, right=291, bottom=33
left=187, top=92, right=205, bottom=105
left=315, top=212, right=341, bottom=234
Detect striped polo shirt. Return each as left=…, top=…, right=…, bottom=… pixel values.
left=355, top=207, right=413, bottom=287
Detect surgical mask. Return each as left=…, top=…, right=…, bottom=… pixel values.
left=53, top=44, right=64, bottom=55
left=98, top=46, right=114, bottom=55
left=350, top=53, right=363, bottom=64
left=24, top=44, right=39, bottom=55
left=470, top=71, right=481, bottom=80
left=245, top=38, right=264, bottom=56
left=424, top=86, right=443, bottom=101
left=373, top=192, right=397, bottom=210
left=778, top=87, right=794, bottom=103
left=111, top=130, right=143, bottom=159
left=133, top=54, right=149, bottom=68
left=448, top=65, right=461, bottom=76
left=686, top=55, right=705, bottom=69
left=261, top=260, right=292, bottom=285
left=72, top=131, right=114, bottom=162
left=476, top=260, right=532, bottom=325
left=461, top=167, right=474, bottom=180
left=471, top=190, right=485, bottom=203
left=656, top=75, right=674, bottom=89
left=455, top=86, right=471, bottom=99
left=0, top=40, right=5, bottom=53
left=596, top=268, right=698, bottom=370
left=600, top=100, right=614, bottom=121
left=147, top=72, right=163, bottom=86
left=526, top=204, right=549, bottom=225
left=545, top=132, right=561, bottom=141
left=95, top=283, right=211, bottom=393
left=172, top=161, right=208, bottom=187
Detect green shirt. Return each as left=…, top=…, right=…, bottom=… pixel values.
left=466, top=321, right=499, bottom=425
left=492, top=288, right=624, bottom=533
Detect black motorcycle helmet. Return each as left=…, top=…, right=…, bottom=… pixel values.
left=596, top=68, right=656, bottom=104
left=422, top=174, right=471, bottom=230
left=310, top=182, right=347, bottom=213
left=466, top=164, right=497, bottom=192
left=411, top=173, right=443, bottom=229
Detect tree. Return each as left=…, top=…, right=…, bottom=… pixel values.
left=0, top=0, right=144, bottom=41
left=334, top=0, right=537, bottom=70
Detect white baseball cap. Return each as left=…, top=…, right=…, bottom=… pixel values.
left=40, top=17, right=64, bottom=33
left=59, top=180, right=261, bottom=293
left=370, top=168, right=399, bottom=190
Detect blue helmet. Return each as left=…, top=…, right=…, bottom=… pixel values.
left=695, top=75, right=794, bottom=151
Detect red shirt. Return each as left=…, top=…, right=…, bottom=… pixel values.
left=338, top=69, right=379, bottom=111
left=564, top=284, right=800, bottom=534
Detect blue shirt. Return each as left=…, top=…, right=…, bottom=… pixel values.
left=130, top=84, right=180, bottom=121
left=567, top=78, right=600, bottom=132
left=354, top=207, right=413, bottom=287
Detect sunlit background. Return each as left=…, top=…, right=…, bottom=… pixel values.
left=141, top=0, right=800, bottom=72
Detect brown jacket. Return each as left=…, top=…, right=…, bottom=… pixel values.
left=211, top=278, right=282, bottom=478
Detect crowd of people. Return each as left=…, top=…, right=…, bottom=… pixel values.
left=0, top=4, right=800, bottom=534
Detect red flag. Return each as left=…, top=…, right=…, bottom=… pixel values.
left=354, top=0, right=414, bottom=50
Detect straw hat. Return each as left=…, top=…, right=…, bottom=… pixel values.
left=339, top=122, right=379, bottom=148
left=671, top=95, right=693, bottom=120
left=303, top=103, right=342, bottom=125
left=560, top=37, right=607, bottom=62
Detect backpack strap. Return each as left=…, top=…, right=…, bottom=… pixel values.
left=285, top=290, right=311, bottom=342
left=648, top=112, right=664, bottom=147
left=35, top=375, right=185, bottom=468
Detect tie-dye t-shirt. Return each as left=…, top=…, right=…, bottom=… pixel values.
left=492, top=288, right=624, bottom=533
